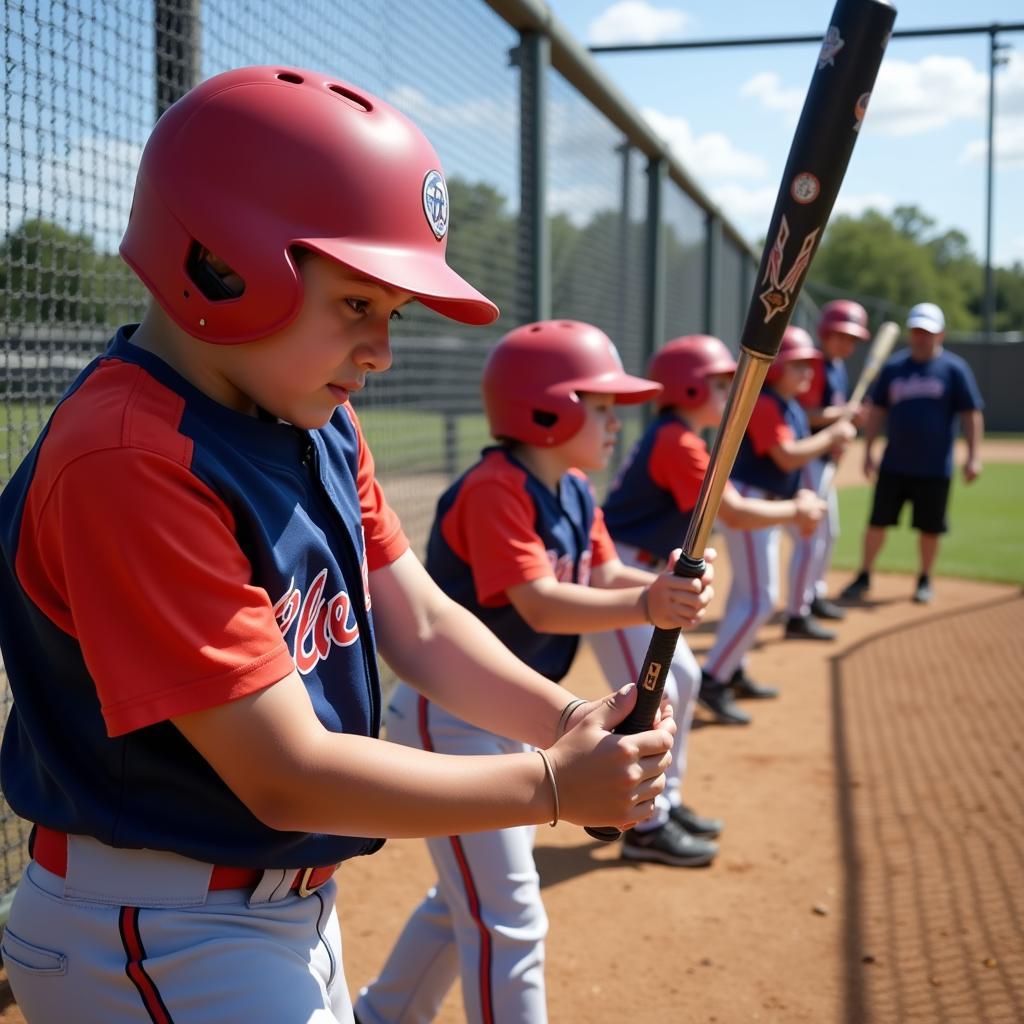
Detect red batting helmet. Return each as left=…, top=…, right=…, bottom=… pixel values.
left=766, top=325, right=822, bottom=383
left=120, top=66, right=497, bottom=344
left=817, top=299, right=870, bottom=341
left=482, top=320, right=662, bottom=447
left=647, top=335, right=737, bottom=409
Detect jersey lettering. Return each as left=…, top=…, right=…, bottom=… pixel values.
left=889, top=375, right=946, bottom=404
left=273, top=568, right=361, bottom=675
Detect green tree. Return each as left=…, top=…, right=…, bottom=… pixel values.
left=0, top=218, right=108, bottom=325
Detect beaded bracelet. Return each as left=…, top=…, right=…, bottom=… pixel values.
left=536, top=749, right=559, bottom=827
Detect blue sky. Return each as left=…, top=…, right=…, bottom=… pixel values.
left=548, top=1, right=1024, bottom=268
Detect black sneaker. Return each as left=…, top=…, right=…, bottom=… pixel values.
left=698, top=674, right=752, bottom=725
left=784, top=614, right=837, bottom=641
left=621, top=819, right=718, bottom=867
left=729, top=668, right=779, bottom=700
left=670, top=804, right=723, bottom=839
left=913, top=576, right=934, bottom=604
left=839, top=571, right=870, bottom=602
left=810, top=596, right=846, bottom=621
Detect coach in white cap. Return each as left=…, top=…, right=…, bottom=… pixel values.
left=840, top=301, right=984, bottom=605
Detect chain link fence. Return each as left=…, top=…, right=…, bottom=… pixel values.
left=0, top=0, right=823, bottom=911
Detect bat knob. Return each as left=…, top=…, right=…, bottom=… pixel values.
left=584, top=825, right=622, bottom=843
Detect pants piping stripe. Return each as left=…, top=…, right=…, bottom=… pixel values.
left=706, top=503, right=763, bottom=679
left=417, top=696, right=495, bottom=1024
left=118, top=906, right=175, bottom=1024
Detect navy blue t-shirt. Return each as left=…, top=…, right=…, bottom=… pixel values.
left=870, top=349, right=983, bottom=478
left=731, top=390, right=810, bottom=498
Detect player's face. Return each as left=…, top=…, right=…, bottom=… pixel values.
left=216, top=256, right=414, bottom=429
left=776, top=359, right=816, bottom=398
left=558, top=392, right=621, bottom=470
left=702, top=373, right=734, bottom=427
left=907, top=327, right=943, bottom=361
left=823, top=330, right=857, bottom=361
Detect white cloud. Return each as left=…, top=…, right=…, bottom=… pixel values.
left=641, top=107, right=766, bottom=179
left=707, top=183, right=778, bottom=230
left=0, top=136, right=142, bottom=252
left=587, top=2, right=691, bottom=46
left=866, top=56, right=987, bottom=136
left=739, top=73, right=804, bottom=117
left=958, top=53, right=1024, bottom=168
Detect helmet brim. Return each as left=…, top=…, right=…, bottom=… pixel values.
left=562, top=371, right=663, bottom=405
left=826, top=322, right=870, bottom=341
left=301, top=236, right=499, bottom=326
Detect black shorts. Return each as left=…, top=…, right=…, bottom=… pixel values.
left=869, top=471, right=950, bottom=534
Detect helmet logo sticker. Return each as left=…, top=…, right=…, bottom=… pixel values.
left=422, top=170, right=449, bottom=240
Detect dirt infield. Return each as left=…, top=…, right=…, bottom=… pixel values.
left=1, top=572, right=1020, bottom=1022
left=336, top=568, right=1022, bottom=1024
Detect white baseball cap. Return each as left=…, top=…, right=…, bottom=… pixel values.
left=906, top=302, right=945, bottom=334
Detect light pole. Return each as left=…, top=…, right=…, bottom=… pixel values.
left=984, top=31, right=1011, bottom=340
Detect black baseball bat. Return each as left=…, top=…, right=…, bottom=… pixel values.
left=586, top=0, right=896, bottom=842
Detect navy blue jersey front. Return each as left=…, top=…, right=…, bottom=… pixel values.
left=0, top=326, right=409, bottom=868
left=426, top=447, right=616, bottom=682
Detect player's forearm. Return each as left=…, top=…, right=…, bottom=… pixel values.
left=862, top=406, right=886, bottom=450
left=382, top=597, right=574, bottom=748
left=509, top=578, right=648, bottom=634
left=718, top=490, right=798, bottom=530
left=772, top=431, right=835, bottom=469
left=268, top=736, right=554, bottom=838
left=961, top=409, right=983, bottom=458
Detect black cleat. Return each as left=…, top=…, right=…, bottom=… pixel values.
left=698, top=674, right=752, bottom=725
left=784, top=614, right=837, bottom=641
left=622, top=819, right=718, bottom=867
left=810, top=596, right=846, bottom=621
left=913, top=576, right=934, bottom=604
left=670, top=804, right=723, bottom=839
left=839, top=571, right=870, bottom=602
left=729, top=668, right=779, bottom=700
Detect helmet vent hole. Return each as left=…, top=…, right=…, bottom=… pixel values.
left=276, top=72, right=304, bottom=85
left=532, top=410, right=558, bottom=428
left=186, top=242, right=245, bottom=302
left=328, top=84, right=373, bottom=112
left=529, top=325, right=542, bottom=332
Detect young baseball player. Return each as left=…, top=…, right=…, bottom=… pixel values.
left=592, top=334, right=824, bottom=829
left=784, top=299, right=869, bottom=639
left=699, top=326, right=857, bottom=725
left=356, top=320, right=715, bottom=1024
left=0, top=68, right=679, bottom=1024
left=840, top=302, right=984, bottom=604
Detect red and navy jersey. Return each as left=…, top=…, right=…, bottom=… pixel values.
left=603, top=411, right=731, bottom=561
left=0, top=326, right=408, bottom=869
left=731, top=390, right=810, bottom=498
left=870, top=349, right=983, bottom=478
left=425, top=447, right=615, bottom=682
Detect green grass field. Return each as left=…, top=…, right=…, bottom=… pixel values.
left=832, top=462, right=1024, bottom=585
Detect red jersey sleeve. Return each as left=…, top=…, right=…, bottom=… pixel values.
left=345, top=405, right=409, bottom=570
left=747, top=394, right=794, bottom=455
left=445, top=478, right=553, bottom=606
left=589, top=505, right=617, bottom=567
left=17, top=448, right=295, bottom=737
left=647, top=421, right=710, bottom=514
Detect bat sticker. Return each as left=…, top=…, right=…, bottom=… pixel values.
left=759, top=217, right=821, bottom=322
left=854, top=92, right=871, bottom=132
left=791, top=172, right=820, bottom=204
left=642, top=661, right=662, bottom=691
left=818, top=26, right=845, bottom=70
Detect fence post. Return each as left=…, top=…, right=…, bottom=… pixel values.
left=704, top=211, right=722, bottom=337
left=155, top=0, right=202, bottom=119
left=513, top=30, right=551, bottom=322
left=643, top=158, right=666, bottom=380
